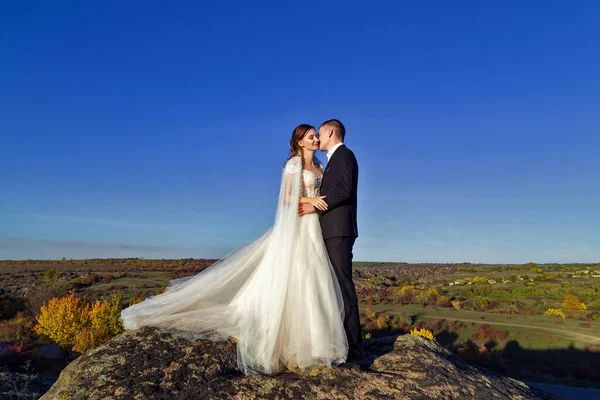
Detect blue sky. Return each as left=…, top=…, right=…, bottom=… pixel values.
left=1, top=1, right=599, bottom=263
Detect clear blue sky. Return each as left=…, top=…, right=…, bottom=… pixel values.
left=1, top=1, right=599, bottom=263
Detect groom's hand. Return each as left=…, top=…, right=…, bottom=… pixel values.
left=298, top=203, right=315, bottom=216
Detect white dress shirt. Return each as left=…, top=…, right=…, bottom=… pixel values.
left=326, top=142, right=344, bottom=162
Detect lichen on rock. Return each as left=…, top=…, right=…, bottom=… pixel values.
left=41, top=326, right=559, bottom=399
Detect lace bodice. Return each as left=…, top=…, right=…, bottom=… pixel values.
left=301, top=169, right=324, bottom=197
left=283, top=157, right=324, bottom=198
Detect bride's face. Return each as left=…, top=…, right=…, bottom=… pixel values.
left=298, top=128, right=320, bottom=152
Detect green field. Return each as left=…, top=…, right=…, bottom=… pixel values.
left=360, top=303, right=600, bottom=350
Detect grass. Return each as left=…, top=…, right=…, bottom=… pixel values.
left=360, top=303, right=600, bottom=350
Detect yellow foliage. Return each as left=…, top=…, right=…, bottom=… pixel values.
left=544, top=308, right=565, bottom=318
left=363, top=332, right=372, bottom=339
left=128, top=294, right=145, bottom=306
left=451, top=300, right=461, bottom=310
left=34, top=291, right=91, bottom=349
left=89, top=293, right=125, bottom=338
left=438, top=295, right=449, bottom=303
left=562, top=295, right=586, bottom=311
left=365, top=307, right=377, bottom=320
left=376, top=314, right=389, bottom=329
left=34, top=291, right=125, bottom=352
left=410, top=328, right=436, bottom=341
left=73, top=327, right=107, bottom=353
left=463, top=276, right=489, bottom=284
left=394, top=285, right=417, bottom=296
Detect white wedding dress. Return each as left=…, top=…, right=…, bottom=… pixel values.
left=119, top=156, right=348, bottom=375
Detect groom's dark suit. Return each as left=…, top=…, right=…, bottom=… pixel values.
left=316, top=144, right=363, bottom=358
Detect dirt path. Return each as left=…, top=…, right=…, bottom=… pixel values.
left=417, top=315, right=600, bottom=344
left=362, top=306, right=600, bottom=344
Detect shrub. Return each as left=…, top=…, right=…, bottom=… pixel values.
left=0, top=297, right=27, bottom=319
left=34, top=291, right=125, bottom=351
left=73, top=327, right=105, bottom=353
left=0, top=312, right=36, bottom=343
left=562, top=295, right=586, bottom=311
left=128, top=294, right=145, bottom=306
left=456, top=339, right=487, bottom=361
left=24, top=285, right=63, bottom=318
left=89, top=293, right=125, bottom=338
left=365, top=307, right=377, bottom=320
left=83, top=273, right=101, bottom=286
left=544, top=308, right=566, bottom=318
left=394, top=313, right=413, bottom=327
left=473, top=296, right=489, bottom=311
left=34, top=291, right=91, bottom=349
left=451, top=300, right=461, bottom=310
left=448, top=320, right=466, bottom=330
left=376, top=314, right=390, bottom=330
left=471, top=323, right=509, bottom=343
left=581, top=287, right=600, bottom=302
left=431, top=318, right=446, bottom=333
left=410, top=328, right=436, bottom=341
left=372, top=293, right=381, bottom=304
left=43, top=269, right=61, bottom=280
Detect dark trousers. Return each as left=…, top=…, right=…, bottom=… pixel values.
left=325, top=236, right=363, bottom=356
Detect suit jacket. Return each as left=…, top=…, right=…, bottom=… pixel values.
left=316, top=144, right=359, bottom=239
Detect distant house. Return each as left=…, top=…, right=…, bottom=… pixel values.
left=488, top=279, right=497, bottom=284
left=448, top=282, right=454, bottom=286
left=454, top=281, right=461, bottom=285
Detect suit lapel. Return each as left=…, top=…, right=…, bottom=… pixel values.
left=322, top=144, right=345, bottom=184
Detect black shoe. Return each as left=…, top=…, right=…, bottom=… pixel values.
left=336, top=361, right=361, bottom=370
left=347, top=349, right=364, bottom=361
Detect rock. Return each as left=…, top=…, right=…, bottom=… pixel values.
left=37, top=344, right=64, bottom=360
left=41, top=326, right=559, bottom=399
left=0, top=344, right=10, bottom=356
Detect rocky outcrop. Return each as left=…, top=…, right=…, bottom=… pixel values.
left=41, top=326, right=558, bottom=399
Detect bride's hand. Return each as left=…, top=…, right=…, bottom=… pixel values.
left=309, top=196, right=328, bottom=211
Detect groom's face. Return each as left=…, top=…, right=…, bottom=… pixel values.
left=318, top=126, right=333, bottom=152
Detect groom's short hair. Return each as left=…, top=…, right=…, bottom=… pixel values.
left=320, top=119, right=345, bottom=141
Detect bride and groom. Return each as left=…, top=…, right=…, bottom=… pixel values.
left=120, top=119, right=363, bottom=375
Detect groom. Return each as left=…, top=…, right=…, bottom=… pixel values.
left=298, top=119, right=363, bottom=363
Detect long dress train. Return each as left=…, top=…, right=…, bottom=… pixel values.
left=119, top=156, right=348, bottom=375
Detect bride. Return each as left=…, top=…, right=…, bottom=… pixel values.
left=119, top=123, right=349, bottom=375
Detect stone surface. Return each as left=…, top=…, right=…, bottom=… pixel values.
left=41, top=326, right=559, bottom=399
left=38, top=344, right=64, bottom=360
